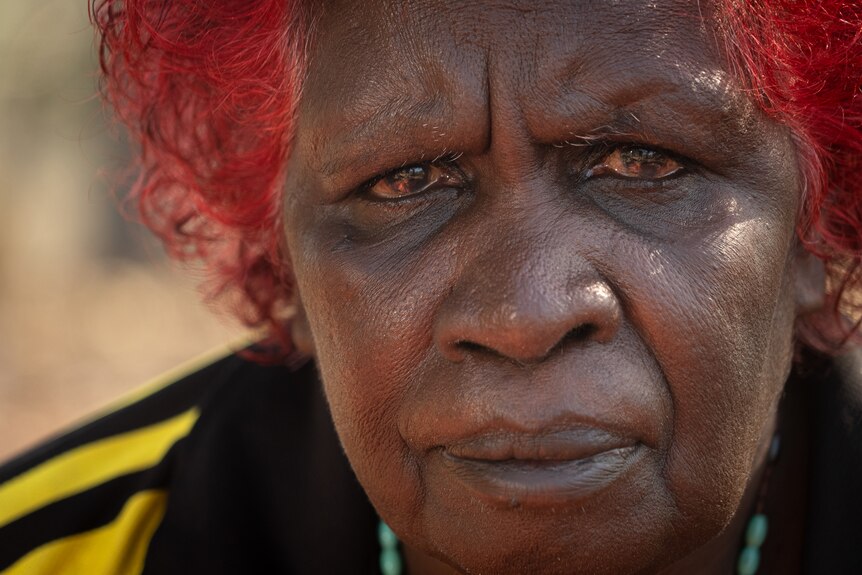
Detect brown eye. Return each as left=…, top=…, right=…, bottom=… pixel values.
left=366, top=163, right=463, bottom=200
left=590, top=146, right=683, bottom=180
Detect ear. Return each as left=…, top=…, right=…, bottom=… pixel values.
left=290, top=289, right=317, bottom=357
left=794, top=248, right=826, bottom=316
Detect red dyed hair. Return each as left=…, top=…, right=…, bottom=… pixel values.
left=719, top=0, right=862, bottom=351
left=92, top=0, right=308, bottom=356
left=92, top=0, right=862, bottom=357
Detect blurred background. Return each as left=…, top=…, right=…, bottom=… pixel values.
left=0, top=2, right=243, bottom=460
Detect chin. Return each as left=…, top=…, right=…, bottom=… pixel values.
left=394, top=474, right=719, bottom=575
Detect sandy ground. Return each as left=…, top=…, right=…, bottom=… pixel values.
left=0, top=1, right=243, bottom=460
left=0, top=258, right=242, bottom=461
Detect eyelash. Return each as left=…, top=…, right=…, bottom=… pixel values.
left=580, top=143, right=687, bottom=179
left=355, top=144, right=689, bottom=201
left=356, top=153, right=465, bottom=196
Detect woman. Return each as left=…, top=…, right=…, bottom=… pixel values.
left=0, top=0, right=861, bottom=573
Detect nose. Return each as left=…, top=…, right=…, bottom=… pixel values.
left=434, top=246, right=622, bottom=365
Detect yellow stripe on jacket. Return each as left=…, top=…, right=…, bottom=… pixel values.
left=0, top=408, right=198, bottom=528
left=2, top=489, right=167, bottom=575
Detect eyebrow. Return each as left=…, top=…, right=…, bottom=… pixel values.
left=523, top=66, right=760, bottom=155
left=313, top=93, right=457, bottom=178
left=308, top=63, right=763, bottom=191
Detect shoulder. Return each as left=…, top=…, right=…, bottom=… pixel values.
left=0, top=343, right=296, bottom=574
left=804, top=347, right=862, bottom=572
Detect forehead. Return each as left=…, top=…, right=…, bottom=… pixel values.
left=296, top=0, right=763, bottom=183
left=304, top=0, right=722, bottom=90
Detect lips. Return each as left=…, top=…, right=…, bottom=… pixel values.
left=437, top=427, right=643, bottom=507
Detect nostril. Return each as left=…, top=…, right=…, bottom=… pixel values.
left=455, top=340, right=501, bottom=360
left=563, top=323, right=598, bottom=344
left=542, top=324, right=600, bottom=360
left=457, top=340, right=486, bottom=354
left=454, top=340, right=524, bottom=364
left=453, top=322, right=601, bottom=364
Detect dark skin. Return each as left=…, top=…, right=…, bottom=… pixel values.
left=283, top=1, right=821, bottom=573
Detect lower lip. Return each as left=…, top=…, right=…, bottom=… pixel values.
left=440, top=445, right=643, bottom=507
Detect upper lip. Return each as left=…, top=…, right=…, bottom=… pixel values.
left=401, top=374, right=663, bottom=456
left=443, top=426, right=638, bottom=462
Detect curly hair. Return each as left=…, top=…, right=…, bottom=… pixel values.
left=719, top=0, right=862, bottom=352
left=92, top=0, right=309, bottom=357
left=92, top=0, right=862, bottom=358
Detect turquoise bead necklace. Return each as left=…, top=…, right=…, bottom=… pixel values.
left=378, top=521, right=402, bottom=575
left=377, top=434, right=781, bottom=575
left=737, top=433, right=780, bottom=575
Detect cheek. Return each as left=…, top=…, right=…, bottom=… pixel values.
left=624, top=212, right=797, bottom=529
left=288, top=229, right=456, bottom=509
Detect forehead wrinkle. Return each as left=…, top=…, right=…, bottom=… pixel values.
left=301, top=2, right=489, bottom=182
left=302, top=49, right=457, bottom=179
left=312, top=91, right=449, bottom=178
left=518, top=44, right=763, bottom=155
left=302, top=0, right=773, bottom=187
left=480, top=0, right=745, bottom=145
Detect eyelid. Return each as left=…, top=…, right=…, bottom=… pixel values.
left=583, top=143, right=689, bottom=181
left=352, top=143, right=688, bottom=200
left=357, top=155, right=467, bottom=201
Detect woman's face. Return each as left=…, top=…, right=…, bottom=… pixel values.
left=284, top=1, right=808, bottom=572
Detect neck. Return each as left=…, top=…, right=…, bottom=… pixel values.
left=659, top=422, right=776, bottom=575
left=403, top=545, right=460, bottom=575
left=662, top=374, right=809, bottom=575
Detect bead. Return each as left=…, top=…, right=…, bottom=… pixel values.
left=378, top=521, right=398, bottom=548
left=737, top=547, right=760, bottom=575
left=768, top=435, right=781, bottom=462
left=745, top=514, right=769, bottom=548
left=380, top=547, right=403, bottom=575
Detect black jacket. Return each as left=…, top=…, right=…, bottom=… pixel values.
left=0, top=350, right=860, bottom=574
